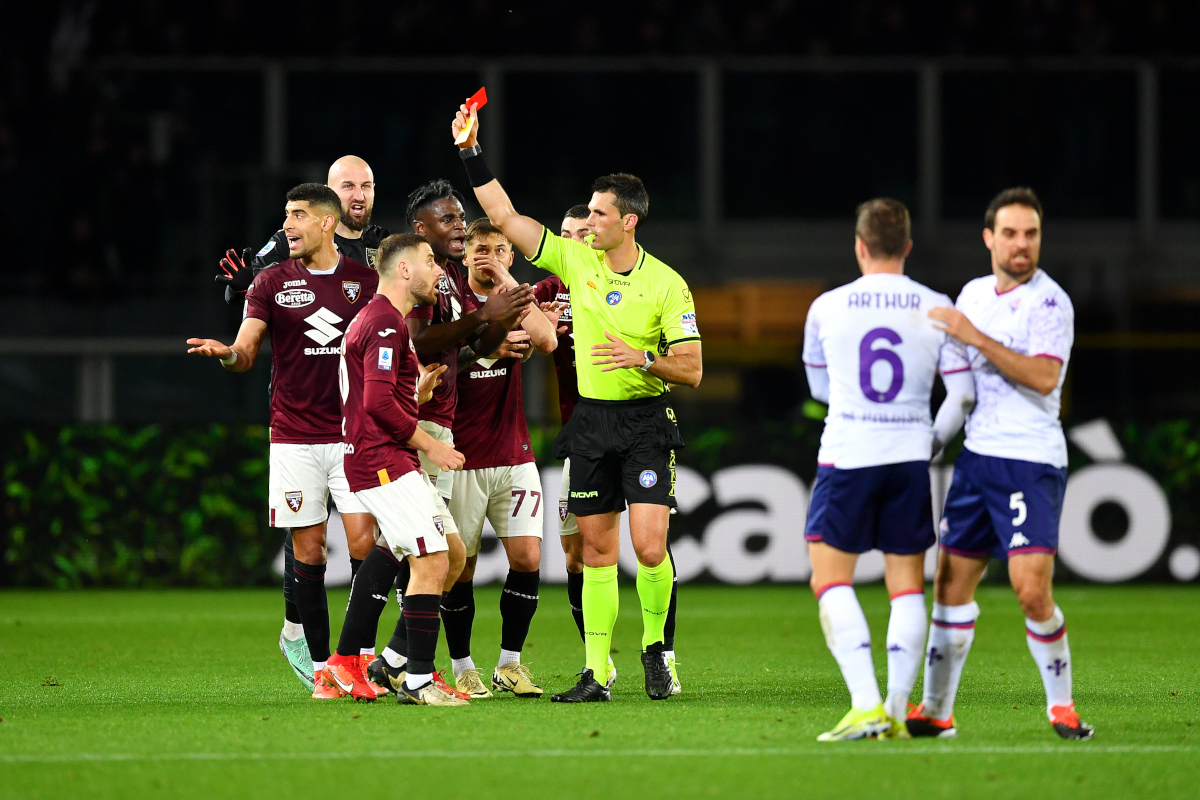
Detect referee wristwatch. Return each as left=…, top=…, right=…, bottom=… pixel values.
left=459, top=144, right=482, bottom=159
left=639, top=350, right=656, bottom=372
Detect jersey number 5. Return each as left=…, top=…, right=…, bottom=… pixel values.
left=859, top=327, right=904, bottom=403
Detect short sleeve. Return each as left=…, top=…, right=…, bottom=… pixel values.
left=801, top=296, right=825, bottom=368
left=1027, top=290, right=1074, bottom=363
left=528, top=227, right=587, bottom=285
left=659, top=274, right=700, bottom=348
left=363, top=326, right=403, bottom=384
left=939, top=335, right=971, bottom=374
left=244, top=274, right=272, bottom=324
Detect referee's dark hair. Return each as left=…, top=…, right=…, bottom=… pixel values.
left=376, top=233, right=429, bottom=278
left=286, top=183, right=342, bottom=218
left=564, top=204, right=590, bottom=220
left=593, top=173, right=648, bottom=227
left=984, top=187, right=1043, bottom=230
left=406, top=179, right=466, bottom=225
left=854, top=198, right=911, bottom=260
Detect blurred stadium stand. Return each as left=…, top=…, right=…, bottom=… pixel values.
left=3, top=2, right=1200, bottom=424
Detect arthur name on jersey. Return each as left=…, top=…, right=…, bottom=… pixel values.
left=846, top=291, right=923, bottom=309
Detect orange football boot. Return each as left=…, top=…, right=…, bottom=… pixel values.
left=312, top=667, right=346, bottom=699
left=324, top=654, right=377, bottom=701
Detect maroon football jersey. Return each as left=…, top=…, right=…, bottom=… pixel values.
left=405, top=259, right=467, bottom=429
left=340, top=293, right=422, bottom=492
left=455, top=290, right=535, bottom=470
left=244, top=255, right=378, bottom=444
left=534, top=275, right=579, bottom=423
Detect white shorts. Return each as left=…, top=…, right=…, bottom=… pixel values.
left=450, top=462, right=544, bottom=557
left=354, top=471, right=449, bottom=559
left=427, top=473, right=459, bottom=537
left=269, top=442, right=367, bottom=528
left=417, top=421, right=455, bottom=502
left=558, top=457, right=580, bottom=537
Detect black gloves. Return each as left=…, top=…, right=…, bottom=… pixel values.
left=215, top=247, right=255, bottom=293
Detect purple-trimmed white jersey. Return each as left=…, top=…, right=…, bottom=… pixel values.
left=952, top=270, right=1074, bottom=468
left=803, top=273, right=963, bottom=469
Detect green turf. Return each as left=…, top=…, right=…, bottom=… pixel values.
left=1, top=584, right=1197, bottom=799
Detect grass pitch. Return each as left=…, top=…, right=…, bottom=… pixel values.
left=1, top=584, right=1197, bottom=799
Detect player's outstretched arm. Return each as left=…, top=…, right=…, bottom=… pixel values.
left=929, top=308, right=1061, bottom=395
left=931, top=370, right=976, bottom=458
left=452, top=103, right=543, bottom=259
left=590, top=334, right=702, bottom=388
left=186, top=318, right=267, bottom=372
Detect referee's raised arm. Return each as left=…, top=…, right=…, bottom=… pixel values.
left=451, top=103, right=544, bottom=259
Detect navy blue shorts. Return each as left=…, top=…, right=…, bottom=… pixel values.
left=804, top=461, right=936, bottom=555
left=939, top=448, right=1068, bottom=560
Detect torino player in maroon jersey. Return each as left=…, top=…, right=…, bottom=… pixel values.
left=369, top=181, right=535, bottom=693
left=536, top=205, right=682, bottom=695
left=439, top=219, right=558, bottom=700
left=187, top=184, right=379, bottom=699
left=326, top=232, right=469, bottom=707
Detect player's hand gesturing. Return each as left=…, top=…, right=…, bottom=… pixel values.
left=591, top=331, right=646, bottom=372
left=496, top=329, right=532, bottom=360
left=186, top=338, right=233, bottom=360
left=929, top=307, right=982, bottom=347
left=417, top=362, right=448, bottom=405
left=479, top=283, right=534, bottom=325
left=215, top=247, right=255, bottom=293
left=539, top=301, right=569, bottom=335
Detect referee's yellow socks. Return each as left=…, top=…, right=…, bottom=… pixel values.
left=637, top=556, right=675, bottom=649
left=582, top=565, right=619, bottom=678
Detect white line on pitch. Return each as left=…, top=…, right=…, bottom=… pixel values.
left=1, top=745, right=1195, bottom=763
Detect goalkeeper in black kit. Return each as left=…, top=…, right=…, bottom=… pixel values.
left=218, top=155, right=390, bottom=307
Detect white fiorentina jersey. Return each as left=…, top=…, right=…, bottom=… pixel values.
left=803, top=273, right=964, bottom=469
left=952, top=269, right=1074, bottom=468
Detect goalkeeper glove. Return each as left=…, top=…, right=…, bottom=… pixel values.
left=215, top=247, right=255, bottom=293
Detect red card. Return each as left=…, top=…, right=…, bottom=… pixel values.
left=466, top=87, right=488, bottom=111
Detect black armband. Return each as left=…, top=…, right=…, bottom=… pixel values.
left=459, top=146, right=495, bottom=187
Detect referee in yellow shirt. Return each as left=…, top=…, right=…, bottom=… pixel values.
left=451, top=102, right=702, bottom=702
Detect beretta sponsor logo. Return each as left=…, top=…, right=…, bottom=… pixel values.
left=276, top=288, right=316, bottom=308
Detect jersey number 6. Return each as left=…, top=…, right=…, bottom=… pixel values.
left=859, top=327, right=904, bottom=403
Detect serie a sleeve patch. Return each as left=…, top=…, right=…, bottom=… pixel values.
left=377, top=347, right=393, bottom=370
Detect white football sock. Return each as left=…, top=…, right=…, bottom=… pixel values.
left=818, top=584, right=882, bottom=711
left=312, top=660, right=326, bottom=675
left=920, top=601, right=979, bottom=720
left=1025, top=605, right=1072, bottom=717
left=282, top=620, right=304, bottom=641
left=884, top=591, right=928, bottom=721
left=382, top=647, right=406, bottom=668
left=405, top=672, right=432, bottom=690
left=451, top=656, right=476, bottom=678
left=498, top=649, right=521, bottom=668
left=359, top=647, right=375, bottom=657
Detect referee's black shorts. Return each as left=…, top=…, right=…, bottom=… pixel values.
left=553, top=396, right=684, bottom=516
